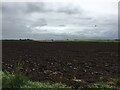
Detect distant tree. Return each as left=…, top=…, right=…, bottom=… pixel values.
left=51, top=39, right=54, bottom=41
left=27, top=39, right=30, bottom=41
left=114, top=39, right=120, bottom=41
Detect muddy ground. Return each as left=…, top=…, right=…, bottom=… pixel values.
left=2, top=41, right=120, bottom=86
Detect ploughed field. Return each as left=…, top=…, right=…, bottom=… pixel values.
left=2, top=41, right=120, bottom=86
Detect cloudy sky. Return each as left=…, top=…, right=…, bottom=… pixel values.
left=2, top=0, right=119, bottom=40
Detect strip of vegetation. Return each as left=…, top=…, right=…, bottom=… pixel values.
left=2, top=71, right=70, bottom=89
left=53, top=39, right=120, bottom=42
left=1, top=70, right=120, bottom=90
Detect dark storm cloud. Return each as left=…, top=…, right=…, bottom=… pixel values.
left=2, top=15, right=31, bottom=39
left=2, top=2, right=46, bottom=14
left=2, top=2, right=32, bottom=39
left=2, top=2, right=26, bottom=14
left=25, top=2, right=83, bottom=14
left=2, top=2, right=84, bottom=39
left=56, top=5, right=82, bottom=15
left=25, top=2, right=47, bottom=13
left=32, top=18, right=47, bottom=27
left=2, top=2, right=83, bottom=14
left=2, top=2, right=118, bottom=40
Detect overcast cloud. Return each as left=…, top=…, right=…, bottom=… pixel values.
left=2, top=0, right=119, bottom=40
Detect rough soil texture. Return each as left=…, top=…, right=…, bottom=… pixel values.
left=2, top=41, right=120, bottom=86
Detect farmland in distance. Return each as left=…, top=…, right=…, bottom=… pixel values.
left=2, top=40, right=120, bottom=86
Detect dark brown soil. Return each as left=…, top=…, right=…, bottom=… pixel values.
left=2, top=40, right=120, bottom=86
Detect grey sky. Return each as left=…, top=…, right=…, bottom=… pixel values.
left=2, top=0, right=119, bottom=40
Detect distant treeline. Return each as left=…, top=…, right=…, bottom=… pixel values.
left=2, top=39, right=33, bottom=41
left=1, top=39, right=120, bottom=41
left=114, top=39, right=120, bottom=41
left=19, top=39, right=33, bottom=41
